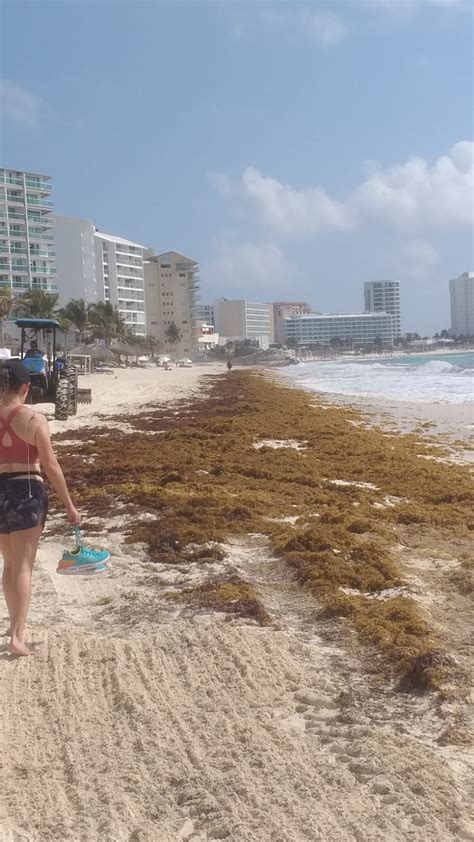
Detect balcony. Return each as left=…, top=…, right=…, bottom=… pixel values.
left=176, top=262, right=199, bottom=271
left=27, top=215, right=52, bottom=225
left=28, top=229, right=53, bottom=240
left=31, top=267, right=56, bottom=274
left=25, top=179, right=52, bottom=192
left=0, top=246, right=26, bottom=254
left=29, top=250, right=55, bottom=258
left=26, top=197, right=53, bottom=207
left=6, top=194, right=24, bottom=205
left=6, top=212, right=26, bottom=221
left=31, top=280, right=58, bottom=291
left=4, top=177, right=23, bottom=186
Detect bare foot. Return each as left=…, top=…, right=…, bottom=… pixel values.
left=8, top=636, right=32, bottom=657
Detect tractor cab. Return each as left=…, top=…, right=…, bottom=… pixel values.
left=15, top=318, right=91, bottom=419
left=17, top=318, right=60, bottom=397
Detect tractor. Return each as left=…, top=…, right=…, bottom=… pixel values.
left=15, top=318, right=92, bottom=420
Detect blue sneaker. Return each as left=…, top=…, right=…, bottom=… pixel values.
left=61, top=545, right=111, bottom=566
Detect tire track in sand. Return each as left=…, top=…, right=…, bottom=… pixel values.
left=1, top=620, right=472, bottom=842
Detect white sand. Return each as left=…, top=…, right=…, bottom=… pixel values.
left=1, top=367, right=473, bottom=842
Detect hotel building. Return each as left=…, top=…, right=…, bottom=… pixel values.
left=450, top=271, right=474, bottom=336
left=144, top=251, right=201, bottom=356
left=272, top=301, right=312, bottom=344
left=54, top=215, right=147, bottom=335
left=284, top=312, right=395, bottom=346
left=214, top=299, right=272, bottom=348
left=198, top=303, right=215, bottom=328
left=0, top=168, right=57, bottom=294
left=364, top=280, right=401, bottom=336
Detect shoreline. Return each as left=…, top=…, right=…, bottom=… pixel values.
left=265, top=366, right=474, bottom=463
left=292, top=347, right=474, bottom=364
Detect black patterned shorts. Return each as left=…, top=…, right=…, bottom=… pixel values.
left=0, top=477, right=48, bottom=534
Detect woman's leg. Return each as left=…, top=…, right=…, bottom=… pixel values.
left=7, top=524, right=43, bottom=656
left=0, top=534, right=14, bottom=634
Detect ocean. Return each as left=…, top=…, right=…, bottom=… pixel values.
left=279, top=352, right=474, bottom=404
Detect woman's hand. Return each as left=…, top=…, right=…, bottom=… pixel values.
left=66, top=503, right=81, bottom=525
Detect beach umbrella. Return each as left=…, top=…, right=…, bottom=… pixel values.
left=69, top=344, right=116, bottom=362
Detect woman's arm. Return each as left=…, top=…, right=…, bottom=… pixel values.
left=34, top=416, right=80, bottom=524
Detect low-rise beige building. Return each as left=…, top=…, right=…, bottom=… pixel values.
left=144, top=250, right=200, bottom=357
left=214, top=299, right=272, bottom=347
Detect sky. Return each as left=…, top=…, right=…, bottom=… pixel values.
left=0, top=0, right=472, bottom=334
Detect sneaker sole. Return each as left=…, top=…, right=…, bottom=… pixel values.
left=57, top=563, right=108, bottom=575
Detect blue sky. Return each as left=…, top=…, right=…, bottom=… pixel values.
left=1, top=0, right=472, bottom=333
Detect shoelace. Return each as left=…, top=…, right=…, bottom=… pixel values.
left=75, top=546, right=100, bottom=558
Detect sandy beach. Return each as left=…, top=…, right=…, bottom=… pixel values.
left=0, top=365, right=473, bottom=842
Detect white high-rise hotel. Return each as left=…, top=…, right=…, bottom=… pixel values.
left=450, top=272, right=474, bottom=337
left=0, top=168, right=57, bottom=294
left=364, top=280, right=401, bottom=336
left=54, top=216, right=147, bottom=336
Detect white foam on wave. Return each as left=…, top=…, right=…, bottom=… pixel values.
left=281, top=354, right=474, bottom=404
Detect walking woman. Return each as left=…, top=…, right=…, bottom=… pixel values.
left=0, top=360, right=79, bottom=656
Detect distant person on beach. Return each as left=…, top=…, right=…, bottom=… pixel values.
left=226, top=359, right=233, bottom=371
left=0, top=360, right=80, bottom=656
left=24, top=341, right=44, bottom=360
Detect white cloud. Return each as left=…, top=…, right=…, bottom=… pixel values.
left=206, top=239, right=299, bottom=294
left=351, top=141, right=474, bottom=228
left=241, top=166, right=356, bottom=235
left=0, top=80, right=46, bottom=127
left=211, top=141, right=473, bottom=238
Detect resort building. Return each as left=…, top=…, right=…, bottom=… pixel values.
left=198, top=303, right=215, bottom=328
left=271, top=301, right=312, bottom=344
left=284, top=312, right=395, bottom=346
left=450, top=272, right=474, bottom=337
left=364, top=280, right=401, bottom=337
left=197, top=322, right=219, bottom=352
left=54, top=215, right=147, bottom=335
left=144, top=251, right=200, bottom=357
left=0, top=168, right=57, bottom=295
left=214, top=299, right=272, bottom=348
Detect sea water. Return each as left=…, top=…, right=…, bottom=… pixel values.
left=280, top=352, right=474, bottom=404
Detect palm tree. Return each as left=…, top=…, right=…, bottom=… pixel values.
left=20, top=289, right=59, bottom=319
left=60, top=299, right=91, bottom=344
left=165, top=322, right=182, bottom=355
left=0, top=287, right=13, bottom=348
left=143, top=335, right=161, bottom=361
left=56, top=314, right=73, bottom=354
left=88, top=301, right=126, bottom=346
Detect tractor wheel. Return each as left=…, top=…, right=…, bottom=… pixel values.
left=54, top=376, right=70, bottom=421
left=63, top=365, right=78, bottom=416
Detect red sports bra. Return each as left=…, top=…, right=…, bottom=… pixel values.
left=0, top=406, right=40, bottom=465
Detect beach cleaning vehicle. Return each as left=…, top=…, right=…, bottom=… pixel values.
left=16, top=318, right=92, bottom=420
